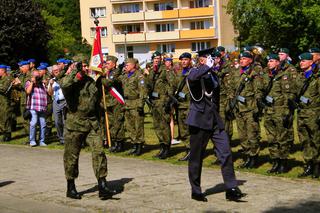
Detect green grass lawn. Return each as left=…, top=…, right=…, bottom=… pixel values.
left=2, top=112, right=319, bottom=182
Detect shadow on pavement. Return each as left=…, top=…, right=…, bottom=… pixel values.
left=79, top=178, right=133, bottom=197
left=264, top=199, right=320, bottom=213
left=204, top=180, right=247, bottom=196
left=0, top=180, right=15, bottom=187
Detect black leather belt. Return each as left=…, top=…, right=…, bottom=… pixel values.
left=56, top=99, right=65, bottom=104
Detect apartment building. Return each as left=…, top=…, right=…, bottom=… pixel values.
left=80, top=0, right=236, bottom=63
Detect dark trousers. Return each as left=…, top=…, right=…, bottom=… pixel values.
left=188, top=126, right=237, bottom=195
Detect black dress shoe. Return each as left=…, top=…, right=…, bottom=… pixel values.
left=299, top=161, right=313, bottom=177
left=98, top=178, right=117, bottom=199
left=226, top=187, right=246, bottom=201
left=191, top=193, right=208, bottom=202
left=66, top=180, right=81, bottom=199
left=267, top=159, right=280, bottom=174
left=178, top=149, right=190, bottom=161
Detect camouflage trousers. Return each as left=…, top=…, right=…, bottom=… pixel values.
left=264, top=112, right=291, bottom=159
left=101, top=104, right=125, bottom=144
left=236, top=111, right=261, bottom=156
left=0, top=105, right=12, bottom=135
left=124, top=108, right=144, bottom=144
left=298, top=109, right=320, bottom=163
left=63, top=128, right=108, bottom=180
left=46, top=101, right=53, bottom=130
left=220, top=98, right=233, bottom=139
left=151, top=102, right=171, bottom=145
left=177, top=107, right=190, bottom=148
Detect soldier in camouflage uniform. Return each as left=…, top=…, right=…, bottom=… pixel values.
left=17, top=61, right=32, bottom=135
left=175, top=52, right=193, bottom=161
left=229, top=52, right=264, bottom=169
left=101, top=55, right=125, bottom=153
left=278, top=48, right=299, bottom=150
left=28, top=59, right=37, bottom=72
left=120, top=58, right=147, bottom=156
left=262, top=54, right=298, bottom=174
left=0, top=65, right=17, bottom=142
left=309, top=47, right=320, bottom=70
left=59, top=63, right=115, bottom=200
left=146, top=52, right=175, bottom=159
left=296, top=53, right=320, bottom=178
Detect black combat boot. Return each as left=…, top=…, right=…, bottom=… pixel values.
left=239, top=156, right=257, bottom=169
left=153, top=144, right=165, bottom=158
left=178, top=148, right=190, bottom=161
left=267, top=158, right=280, bottom=174
left=312, top=163, right=320, bottom=179
left=66, top=179, right=81, bottom=199
left=226, top=187, right=246, bottom=202
left=277, top=159, right=289, bottom=174
left=2, top=133, right=11, bottom=142
left=109, top=142, right=118, bottom=153
left=134, top=143, right=143, bottom=156
left=298, top=161, right=313, bottom=177
left=159, top=144, right=170, bottom=159
left=128, top=144, right=138, bottom=155
left=115, top=141, right=124, bottom=153
left=98, top=177, right=116, bottom=199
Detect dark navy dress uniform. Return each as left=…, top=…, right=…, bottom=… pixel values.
left=186, top=64, right=243, bottom=201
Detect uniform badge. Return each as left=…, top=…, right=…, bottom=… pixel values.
left=140, top=80, right=144, bottom=85
left=245, top=77, right=248, bottom=82
left=285, top=84, right=290, bottom=89
left=110, top=75, right=114, bottom=79
left=282, top=75, right=288, bottom=80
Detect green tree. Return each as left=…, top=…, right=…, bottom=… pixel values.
left=227, top=0, right=320, bottom=56
left=0, top=0, right=50, bottom=66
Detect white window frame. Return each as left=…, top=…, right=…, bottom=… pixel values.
left=90, top=7, right=106, bottom=18
left=157, top=43, right=176, bottom=53
left=154, top=2, right=174, bottom=11
left=90, top=27, right=108, bottom=38
left=191, top=41, right=211, bottom=52
left=155, top=23, right=175, bottom=32
left=120, top=4, right=140, bottom=13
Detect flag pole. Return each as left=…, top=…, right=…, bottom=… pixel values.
left=94, top=17, right=112, bottom=148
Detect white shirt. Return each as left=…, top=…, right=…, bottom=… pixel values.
left=51, top=81, right=65, bottom=101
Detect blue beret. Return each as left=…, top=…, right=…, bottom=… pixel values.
left=0, top=64, right=7, bottom=69
left=56, top=58, right=65, bottom=63
left=164, top=58, right=173, bottom=62
left=37, top=65, right=47, bottom=70
left=64, top=59, right=72, bottom=64
left=28, top=59, right=36, bottom=63
left=40, top=62, right=49, bottom=67
left=179, top=52, right=192, bottom=60
left=6, top=66, right=11, bottom=72
left=299, top=53, right=313, bottom=60
left=18, top=61, right=29, bottom=66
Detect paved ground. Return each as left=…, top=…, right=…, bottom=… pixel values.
left=0, top=144, right=320, bottom=213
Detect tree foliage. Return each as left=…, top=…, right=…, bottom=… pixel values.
left=0, top=0, right=50, bottom=66
left=226, top=0, right=320, bottom=56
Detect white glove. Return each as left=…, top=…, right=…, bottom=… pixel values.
left=206, top=55, right=214, bottom=68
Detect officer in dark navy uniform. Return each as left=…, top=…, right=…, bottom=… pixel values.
left=186, top=49, right=246, bottom=202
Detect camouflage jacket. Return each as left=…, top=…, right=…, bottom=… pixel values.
left=101, top=67, right=124, bottom=107
left=0, top=75, right=13, bottom=107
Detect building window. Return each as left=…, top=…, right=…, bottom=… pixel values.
left=191, top=41, right=210, bottom=51
left=157, top=43, right=176, bottom=53
left=154, top=2, right=174, bottom=11
left=190, top=0, right=210, bottom=8
left=120, top=4, right=140, bottom=13
left=90, top=27, right=108, bottom=38
left=90, top=7, right=106, bottom=18
left=127, top=46, right=134, bottom=58
left=155, top=23, right=174, bottom=32
left=121, top=24, right=141, bottom=33
left=190, top=20, right=211, bottom=30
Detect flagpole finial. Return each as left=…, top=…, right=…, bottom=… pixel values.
left=94, top=16, right=99, bottom=26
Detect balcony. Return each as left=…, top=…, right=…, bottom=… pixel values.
left=111, top=12, right=144, bottom=22
left=146, top=31, right=180, bottom=41
left=145, top=10, right=179, bottom=20
left=179, top=7, right=214, bottom=18
left=112, top=33, right=146, bottom=43
left=180, top=29, right=215, bottom=39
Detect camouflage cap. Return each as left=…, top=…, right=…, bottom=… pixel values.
left=126, top=58, right=139, bottom=64
left=298, top=53, right=313, bottom=61
left=106, top=55, right=118, bottom=63
left=266, top=54, right=280, bottom=61
left=309, top=47, right=320, bottom=53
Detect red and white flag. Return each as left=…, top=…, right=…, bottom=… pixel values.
left=89, top=26, right=104, bottom=72
left=109, top=87, right=125, bottom=105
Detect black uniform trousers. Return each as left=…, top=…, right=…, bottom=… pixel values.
left=188, top=126, right=237, bottom=195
